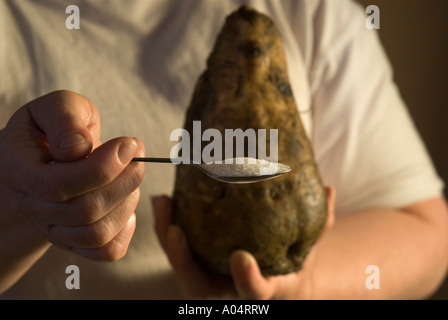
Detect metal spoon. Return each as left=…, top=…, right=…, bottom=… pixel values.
left=131, top=157, right=291, bottom=184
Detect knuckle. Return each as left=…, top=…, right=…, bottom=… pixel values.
left=97, top=243, right=127, bottom=262
left=34, top=172, right=69, bottom=203
left=120, top=188, right=141, bottom=214
left=53, top=89, right=74, bottom=98
left=129, top=188, right=141, bottom=208
left=129, top=163, right=145, bottom=190
left=83, top=220, right=113, bottom=248
left=92, top=164, right=114, bottom=187
left=91, top=213, right=135, bottom=262
left=73, top=192, right=105, bottom=225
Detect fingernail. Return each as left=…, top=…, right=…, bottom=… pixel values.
left=234, top=250, right=253, bottom=271
left=117, top=139, right=138, bottom=165
left=132, top=137, right=145, bottom=158
left=59, top=133, right=86, bottom=149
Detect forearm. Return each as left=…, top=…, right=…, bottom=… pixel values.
left=0, top=186, right=50, bottom=294
left=310, top=197, right=448, bottom=299
left=0, top=222, right=50, bottom=294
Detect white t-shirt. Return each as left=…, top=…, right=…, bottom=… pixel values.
left=0, top=0, right=443, bottom=299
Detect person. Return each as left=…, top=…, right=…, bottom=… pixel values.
left=1, top=0, right=447, bottom=299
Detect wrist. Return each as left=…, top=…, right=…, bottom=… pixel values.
left=296, top=244, right=320, bottom=300
left=0, top=186, right=50, bottom=294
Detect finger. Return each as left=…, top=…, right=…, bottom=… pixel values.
left=17, top=160, right=144, bottom=227
left=152, top=195, right=173, bottom=251
left=27, top=90, right=100, bottom=161
left=321, top=186, right=336, bottom=237
left=165, top=225, right=214, bottom=297
left=153, top=199, right=236, bottom=298
left=230, top=250, right=273, bottom=300
left=17, top=139, right=145, bottom=227
left=0, top=90, right=112, bottom=202
left=47, top=187, right=140, bottom=248
left=18, top=137, right=139, bottom=203
left=71, top=213, right=137, bottom=262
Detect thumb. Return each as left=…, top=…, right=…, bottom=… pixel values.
left=230, top=250, right=272, bottom=299
left=27, top=90, right=100, bottom=161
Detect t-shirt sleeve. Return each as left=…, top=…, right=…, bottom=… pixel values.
left=308, top=0, right=444, bottom=215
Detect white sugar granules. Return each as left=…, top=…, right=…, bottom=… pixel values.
left=203, top=157, right=290, bottom=177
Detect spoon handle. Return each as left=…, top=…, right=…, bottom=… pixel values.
left=132, top=157, right=173, bottom=163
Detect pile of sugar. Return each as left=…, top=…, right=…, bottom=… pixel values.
left=203, top=157, right=290, bottom=177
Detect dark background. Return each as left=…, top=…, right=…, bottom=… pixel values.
left=355, top=0, right=448, bottom=299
